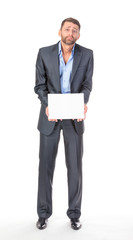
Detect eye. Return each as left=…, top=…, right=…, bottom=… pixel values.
left=73, top=30, right=77, bottom=34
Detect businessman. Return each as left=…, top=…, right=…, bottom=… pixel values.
left=34, top=17, right=94, bottom=230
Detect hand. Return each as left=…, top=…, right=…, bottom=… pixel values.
left=45, top=106, right=58, bottom=122
left=73, top=104, right=88, bottom=122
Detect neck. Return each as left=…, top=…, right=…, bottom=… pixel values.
left=61, top=40, right=74, bottom=55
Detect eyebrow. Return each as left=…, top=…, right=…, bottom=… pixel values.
left=65, top=26, right=78, bottom=30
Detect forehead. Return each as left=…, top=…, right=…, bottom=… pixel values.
left=63, top=21, right=79, bottom=30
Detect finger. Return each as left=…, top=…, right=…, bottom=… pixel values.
left=48, top=119, right=58, bottom=122
left=46, top=107, right=49, bottom=117
left=77, top=119, right=83, bottom=122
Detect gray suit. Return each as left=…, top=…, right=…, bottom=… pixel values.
left=34, top=42, right=93, bottom=219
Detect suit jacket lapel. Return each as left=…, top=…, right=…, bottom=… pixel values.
left=51, top=42, right=61, bottom=92
left=71, top=44, right=82, bottom=83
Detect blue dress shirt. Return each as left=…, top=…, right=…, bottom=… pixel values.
left=58, top=41, right=75, bottom=93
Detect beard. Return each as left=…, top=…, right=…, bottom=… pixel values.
left=61, top=35, right=76, bottom=45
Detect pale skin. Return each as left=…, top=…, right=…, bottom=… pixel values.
left=46, top=21, right=88, bottom=122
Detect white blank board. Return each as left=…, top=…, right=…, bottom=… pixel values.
left=48, top=93, right=84, bottom=119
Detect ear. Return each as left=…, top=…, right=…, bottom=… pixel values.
left=58, top=29, right=61, bottom=37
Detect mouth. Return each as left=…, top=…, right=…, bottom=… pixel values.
left=67, top=38, right=74, bottom=41
left=67, top=37, right=74, bottom=40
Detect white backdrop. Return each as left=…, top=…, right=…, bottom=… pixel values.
left=0, top=0, right=133, bottom=239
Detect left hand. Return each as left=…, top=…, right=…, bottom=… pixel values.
left=73, top=104, right=88, bottom=122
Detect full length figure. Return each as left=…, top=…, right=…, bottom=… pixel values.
left=34, top=17, right=94, bottom=230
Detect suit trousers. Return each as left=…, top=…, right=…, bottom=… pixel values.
left=37, top=119, right=83, bottom=219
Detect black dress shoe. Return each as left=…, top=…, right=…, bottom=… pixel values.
left=36, top=217, right=48, bottom=230
left=70, top=218, right=81, bottom=230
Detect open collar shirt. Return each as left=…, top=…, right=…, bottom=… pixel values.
left=58, top=41, right=75, bottom=93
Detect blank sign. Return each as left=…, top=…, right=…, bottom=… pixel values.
left=48, top=93, right=84, bottom=119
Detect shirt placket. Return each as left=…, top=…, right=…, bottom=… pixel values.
left=60, top=51, right=73, bottom=93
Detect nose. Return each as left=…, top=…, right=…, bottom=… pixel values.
left=68, top=29, right=73, bottom=36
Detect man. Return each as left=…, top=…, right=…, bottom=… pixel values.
left=34, top=17, right=94, bottom=230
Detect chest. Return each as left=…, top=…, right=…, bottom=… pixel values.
left=62, top=53, right=71, bottom=65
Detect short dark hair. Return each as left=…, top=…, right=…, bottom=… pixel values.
left=61, top=17, right=81, bottom=30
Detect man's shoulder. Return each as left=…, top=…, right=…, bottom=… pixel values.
left=39, top=42, right=58, bottom=53
left=75, top=43, right=93, bottom=55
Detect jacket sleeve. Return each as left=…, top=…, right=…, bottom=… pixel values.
left=34, top=49, right=48, bottom=107
left=80, top=51, right=94, bottom=104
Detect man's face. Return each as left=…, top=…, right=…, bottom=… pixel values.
left=59, top=22, right=80, bottom=45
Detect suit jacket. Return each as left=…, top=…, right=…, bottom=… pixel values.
left=34, top=42, right=94, bottom=135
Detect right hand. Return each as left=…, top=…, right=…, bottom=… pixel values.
left=45, top=106, right=58, bottom=122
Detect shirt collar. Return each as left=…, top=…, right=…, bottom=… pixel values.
left=58, top=41, right=75, bottom=57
